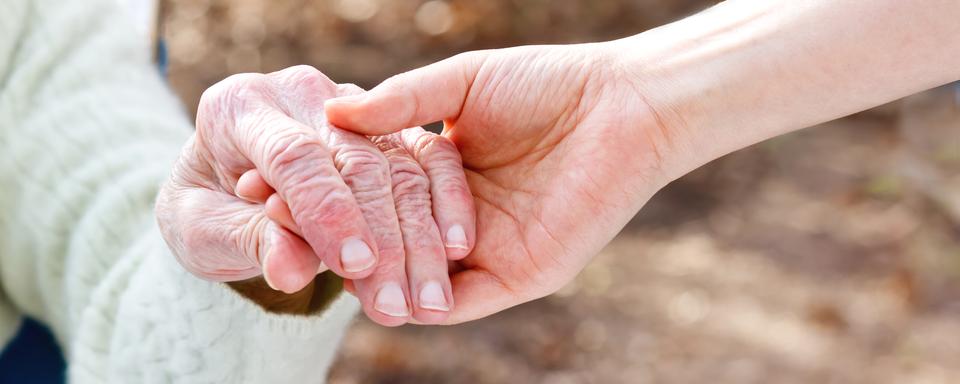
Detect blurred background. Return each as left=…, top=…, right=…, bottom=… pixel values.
left=161, top=0, right=960, bottom=383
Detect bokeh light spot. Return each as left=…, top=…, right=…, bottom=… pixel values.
left=333, top=0, right=380, bottom=23
left=415, top=1, right=455, bottom=36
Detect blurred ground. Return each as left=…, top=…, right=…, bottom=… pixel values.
left=162, top=1, right=960, bottom=383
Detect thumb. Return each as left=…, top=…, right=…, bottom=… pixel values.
left=158, top=186, right=321, bottom=294
left=324, top=51, right=485, bottom=135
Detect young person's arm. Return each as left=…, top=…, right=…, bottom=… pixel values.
left=324, top=0, right=960, bottom=324
left=618, top=0, right=960, bottom=180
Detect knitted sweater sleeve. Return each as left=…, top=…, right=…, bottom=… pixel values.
left=0, top=1, right=359, bottom=382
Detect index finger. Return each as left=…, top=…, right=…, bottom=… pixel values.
left=335, top=83, right=477, bottom=260
left=197, top=75, right=379, bottom=279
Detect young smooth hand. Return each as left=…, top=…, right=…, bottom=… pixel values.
left=326, top=0, right=960, bottom=324
left=325, top=44, right=676, bottom=323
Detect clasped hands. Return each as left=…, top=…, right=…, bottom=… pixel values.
left=158, top=43, right=674, bottom=326
left=156, top=65, right=474, bottom=326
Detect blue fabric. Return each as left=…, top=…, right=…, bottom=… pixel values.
left=156, top=39, right=168, bottom=76
left=0, top=318, right=66, bottom=384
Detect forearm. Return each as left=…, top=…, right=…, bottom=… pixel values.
left=612, top=0, right=960, bottom=181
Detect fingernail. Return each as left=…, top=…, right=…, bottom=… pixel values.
left=261, top=233, right=281, bottom=291
left=260, top=251, right=280, bottom=291
left=374, top=283, right=409, bottom=317
left=262, top=246, right=306, bottom=294
left=418, top=281, right=449, bottom=311
left=445, top=225, right=469, bottom=250
left=327, top=94, right=366, bottom=107
left=341, top=237, right=376, bottom=273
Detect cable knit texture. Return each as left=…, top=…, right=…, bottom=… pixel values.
left=0, top=0, right=359, bottom=382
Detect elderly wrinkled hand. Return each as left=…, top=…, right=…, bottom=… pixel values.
left=156, top=65, right=476, bottom=326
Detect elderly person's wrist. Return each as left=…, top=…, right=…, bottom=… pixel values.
left=228, top=273, right=344, bottom=315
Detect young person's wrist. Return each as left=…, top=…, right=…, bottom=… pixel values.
left=607, top=0, right=960, bottom=184
left=599, top=33, right=736, bottom=185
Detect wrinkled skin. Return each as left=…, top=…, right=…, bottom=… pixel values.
left=156, top=65, right=476, bottom=326
left=326, top=44, right=679, bottom=324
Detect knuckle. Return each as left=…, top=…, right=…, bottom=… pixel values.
left=262, top=135, right=369, bottom=230
left=391, top=170, right=436, bottom=240
left=369, top=249, right=406, bottom=274
left=370, top=133, right=404, bottom=154
left=280, top=65, right=322, bottom=84
left=404, top=230, right=443, bottom=256
left=204, top=73, right=268, bottom=107
left=435, top=179, right=472, bottom=201
left=394, top=191, right=432, bottom=219
left=394, top=195, right=433, bottom=234
left=266, top=132, right=328, bottom=184
left=337, top=148, right=391, bottom=195
left=412, top=132, right=459, bottom=159
left=198, top=73, right=269, bottom=130
left=390, top=160, right=431, bottom=202
left=372, top=237, right=406, bottom=260
left=222, top=72, right=269, bottom=86
left=272, top=65, right=336, bottom=95
left=284, top=64, right=320, bottom=77
left=424, top=162, right=470, bottom=197
left=309, top=190, right=358, bottom=226
left=402, top=132, right=472, bottom=200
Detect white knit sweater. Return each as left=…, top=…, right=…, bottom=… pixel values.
left=0, top=0, right=359, bottom=382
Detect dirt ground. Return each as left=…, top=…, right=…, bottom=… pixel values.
left=162, top=1, right=960, bottom=383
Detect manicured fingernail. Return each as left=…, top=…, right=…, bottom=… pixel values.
left=341, top=238, right=376, bottom=273
left=418, top=281, right=449, bottom=311
left=445, top=225, right=468, bottom=250
left=374, top=283, right=409, bottom=317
